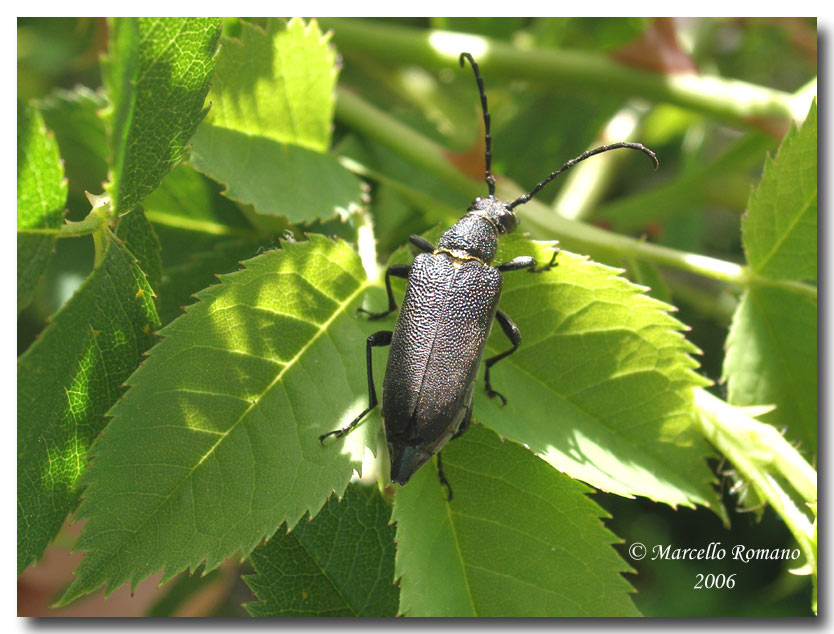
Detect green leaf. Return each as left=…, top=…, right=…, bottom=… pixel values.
left=190, top=18, right=364, bottom=223
left=58, top=235, right=377, bottom=605
left=117, top=206, right=163, bottom=293
left=155, top=235, right=264, bottom=326
left=17, top=215, right=160, bottom=574
left=38, top=87, right=108, bottom=196
left=103, top=17, right=221, bottom=215
left=245, top=484, right=398, bottom=617
left=393, top=424, right=638, bottom=616
left=58, top=233, right=717, bottom=604
left=742, top=100, right=817, bottom=282
left=383, top=235, right=717, bottom=512
left=723, top=285, right=816, bottom=457
left=17, top=99, right=67, bottom=314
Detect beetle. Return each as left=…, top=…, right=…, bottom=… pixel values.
left=320, top=52, right=658, bottom=499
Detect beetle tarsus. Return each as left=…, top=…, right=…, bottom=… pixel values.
left=529, top=250, right=559, bottom=274
left=486, top=387, right=508, bottom=407
left=437, top=452, right=454, bottom=501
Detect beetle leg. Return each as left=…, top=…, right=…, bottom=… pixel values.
left=484, top=310, right=522, bottom=406
left=319, top=330, right=393, bottom=443
left=409, top=235, right=436, bottom=253
left=496, top=249, right=559, bottom=274
left=358, top=265, right=410, bottom=320
left=436, top=452, right=453, bottom=501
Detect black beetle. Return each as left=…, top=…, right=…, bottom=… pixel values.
left=320, top=52, right=658, bottom=499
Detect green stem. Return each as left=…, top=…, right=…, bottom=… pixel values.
left=335, top=87, right=817, bottom=301
left=321, top=18, right=802, bottom=129
left=143, top=210, right=260, bottom=238
left=693, top=388, right=816, bottom=607
left=595, top=132, right=777, bottom=231
left=17, top=209, right=110, bottom=238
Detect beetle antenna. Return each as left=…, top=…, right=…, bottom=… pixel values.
left=507, top=142, right=659, bottom=210
left=460, top=52, right=495, bottom=197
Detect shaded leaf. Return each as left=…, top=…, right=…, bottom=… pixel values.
left=103, top=17, right=221, bottom=215
left=245, top=484, right=398, bottom=617
left=393, top=424, right=639, bottom=616
left=17, top=216, right=160, bottom=574
left=117, top=207, right=163, bottom=293
left=723, top=285, right=816, bottom=457
left=58, top=235, right=378, bottom=605
left=742, top=99, right=816, bottom=282
left=38, top=86, right=108, bottom=195
left=17, top=100, right=67, bottom=314
left=190, top=18, right=364, bottom=223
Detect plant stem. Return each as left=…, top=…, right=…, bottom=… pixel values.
left=320, top=18, right=802, bottom=130
left=595, top=132, right=777, bottom=231
left=143, top=210, right=260, bottom=238
left=693, top=388, right=816, bottom=608
left=336, top=86, right=815, bottom=300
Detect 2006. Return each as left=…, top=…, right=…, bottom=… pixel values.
left=695, top=573, right=736, bottom=589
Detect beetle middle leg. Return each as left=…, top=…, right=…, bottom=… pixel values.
left=496, top=249, right=559, bottom=274
left=484, top=310, right=521, bottom=406
left=319, top=330, right=393, bottom=443
left=357, top=265, right=410, bottom=320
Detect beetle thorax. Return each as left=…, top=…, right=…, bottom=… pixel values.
left=436, top=196, right=518, bottom=264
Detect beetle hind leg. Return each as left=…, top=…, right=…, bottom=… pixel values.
left=436, top=452, right=453, bottom=501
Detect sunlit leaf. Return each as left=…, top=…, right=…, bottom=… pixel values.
left=17, top=100, right=67, bottom=314
left=245, top=484, right=398, bottom=617
left=103, top=17, right=221, bottom=215
left=742, top=100, right=816, bottom=282
left=379, top=233, right=719, bottom=511
left=393, top=424, right=639, bottom=616
left=58, top=235, right=378, bottom=605
left=58, top=233, right=717, bottom=604
left=190, top=18, right=364, bottom=223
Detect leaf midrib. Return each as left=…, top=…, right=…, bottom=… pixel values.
left=65, top=267, right=371, bottom=601
left=751, top=188, right=816, bottom=275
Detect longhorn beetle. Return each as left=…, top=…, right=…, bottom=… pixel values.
left=320, top=53, right=658, bottom=499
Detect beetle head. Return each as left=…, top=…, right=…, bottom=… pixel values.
left=468, top=195, right=519, bottom=235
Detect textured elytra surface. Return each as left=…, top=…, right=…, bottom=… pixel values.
left=379, top=233, right=719, bottom=514
left=384, top=253, right=502, bottom=444
left=58, top=232, right=715, bottom=605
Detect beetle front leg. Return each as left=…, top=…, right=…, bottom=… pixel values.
left=409, top=235, right=436, bottom=253
left=496, top=249, right=559, bottom=274
left=358, top=265, right=410, bottom=320
left=484, top=310, right=522, bottom=406
left=319, top=330, right=393, bottom=443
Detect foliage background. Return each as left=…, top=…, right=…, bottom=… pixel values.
left=17, top=17, right=816, bottom=617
